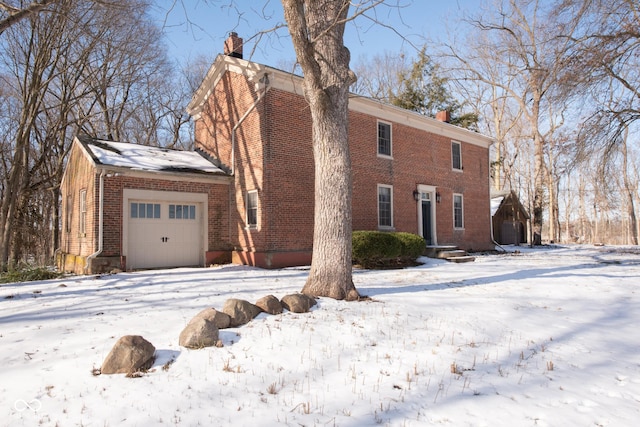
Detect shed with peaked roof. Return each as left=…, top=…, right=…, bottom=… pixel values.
left=491, top=190, right=530, bottom=245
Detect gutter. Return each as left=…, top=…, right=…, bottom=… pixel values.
left=85, top=169, right=105, bottom=273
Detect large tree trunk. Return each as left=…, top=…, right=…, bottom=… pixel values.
left=282, top=0, right=359, bottom=300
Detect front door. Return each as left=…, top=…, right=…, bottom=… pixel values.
left=421, top=198, right=433, bottom=245
left=417, top=187, right=436, bottom=246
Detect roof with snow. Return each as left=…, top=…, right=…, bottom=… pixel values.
left=77, top=136, right=227, bottom=176
left=490, top=196, right=505, bottom=216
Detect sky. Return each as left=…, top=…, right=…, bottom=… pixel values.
left=2, top=244, right=639, bottom=426
left=152, top=0, right=478, bottom=67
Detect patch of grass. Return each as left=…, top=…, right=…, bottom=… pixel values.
left=0, top=264, right=62, bottom=284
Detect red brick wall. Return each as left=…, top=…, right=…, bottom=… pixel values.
left=195, top=69, right=493, bottom=267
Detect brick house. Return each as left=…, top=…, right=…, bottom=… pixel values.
left=57, top=33, right=494, bottom=274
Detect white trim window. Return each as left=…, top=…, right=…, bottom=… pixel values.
left=377, top=121, right=392, bottom=157
left=377, top=184, right=393, bottom=228
left=79, top=189, right=87, bottom=235
left=452, top=141, right=462, bottom=171
left=246, top=190, right=258, bottom=228
left=453, top=193, right=464, bottom=229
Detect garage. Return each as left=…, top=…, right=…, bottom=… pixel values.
left=123, top=189, right=207, bottom=270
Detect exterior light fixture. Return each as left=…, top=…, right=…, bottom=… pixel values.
left=413, top=190, right=420, bottom=201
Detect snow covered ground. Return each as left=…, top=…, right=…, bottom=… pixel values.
left=1, top=245, right=639, bottom=426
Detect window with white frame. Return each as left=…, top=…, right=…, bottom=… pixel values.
left=169, top=204, right=195, bottom=220
left=131, top=202, right=161, bottom=219
left=452, top=141, right=462, bottom=170
left=377, top=185, right=393, bottom=228
left=453, top=194, right=464, bottom=229
left=66, top=195, right=72, bottom=233
left=246, top=190, right=258, bottom=228
left=79, top=189, right=87, bottom=235
left=377, top=121, right=392, bottom=157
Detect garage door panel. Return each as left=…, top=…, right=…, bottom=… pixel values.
left=127, top=199, right=203, bottom=270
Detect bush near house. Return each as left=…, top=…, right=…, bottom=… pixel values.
left=352, top=231, right=425, bottom=269
left=0, top=264, right=62, bottom=284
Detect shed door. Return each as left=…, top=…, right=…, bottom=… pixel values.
left=128, top=200, right=202, bottom=269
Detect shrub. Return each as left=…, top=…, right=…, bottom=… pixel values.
left=353, top=231, right=425, bottom=268
left=0, top=264, right=62, bottom=284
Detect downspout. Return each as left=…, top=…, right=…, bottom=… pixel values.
left=488, top=140, right=505, bottom=252
left=85, top=169, right=105, bottom=273
left=230, top=73, right=270, bottom=176
left=228, top=73, right=270, bottom=247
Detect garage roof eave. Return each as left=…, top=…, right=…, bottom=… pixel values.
left=96, top=165, right=232, bottom=184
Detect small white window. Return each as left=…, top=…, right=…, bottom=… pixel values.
left=169, top=204, right=195, bottom=220
left=453, top=194, right=464, bottom=229
left=247, top=191, right=258, bottom=228
left=452, top=141, right=462, bottom=170
left=377, top=184, right=393, bottom=228
left=377, top=121, right=392, bottom=157
left=79, top=189, right=87, bottom=235
left=131, top=203, right=161, bottom=219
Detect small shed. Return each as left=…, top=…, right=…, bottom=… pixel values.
left=491, top=191, right=530, bottom=245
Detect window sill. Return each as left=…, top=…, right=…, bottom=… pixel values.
left=377, top=154, right=393, bottom=160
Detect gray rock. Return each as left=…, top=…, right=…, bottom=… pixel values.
left=192, top=307, right=231, bottom=329
left=100, top=335, right=155, bottom=375
left=281, top=293, right=317, bottom=313
left=179, top=317, right=219, bottom=349
left=255, top=295, right=283, bottom=315
left=222, top=298, right=261, bottom=327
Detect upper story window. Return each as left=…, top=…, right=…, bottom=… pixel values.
left=377, top=184, right=393, bottom=229
left=452, top=141, right=462, bottom=171
left=377, top=121, right=392, bottom=157
left=453, top=194, right=464, bottom=229
left=246, top=190, right=258, bottom=228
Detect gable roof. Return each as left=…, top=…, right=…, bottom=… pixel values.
left=75, top=136, right=228, bottom=176
left=490, top=190, right=530, bottom=219
left=187, top=55, right=494, bottom=149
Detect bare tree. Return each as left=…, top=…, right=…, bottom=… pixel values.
left=442, top=0, right=582, bottom=245
left=0, top=0, right=186, bottom=267
left=281, top=0, right=371, bottom=300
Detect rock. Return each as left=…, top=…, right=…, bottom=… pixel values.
left=192, top=307, right=231, bottom=329
left=281, top=293, right=317, bottom=313
left=255, top=295, right=283, bottom=315
left=222, top=298, right=261, bottom=327
left=100, top=335, right=155, bottom=375
left=179, top=317, right=219, bottom=349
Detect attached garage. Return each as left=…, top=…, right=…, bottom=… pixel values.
left=57, top=137, right=231, bottom=274
left=123, top=189, right=208, bottom=270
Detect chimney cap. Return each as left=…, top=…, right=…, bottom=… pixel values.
left=224, top=33, right=243, bottom=59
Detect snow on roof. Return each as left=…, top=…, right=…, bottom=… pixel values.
left=83, top=138, right=226, bottom=175
left=490, top=196, right=504, bottom=216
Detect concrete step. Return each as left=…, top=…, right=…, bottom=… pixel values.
left=447, top=255, right=476, bottom=263
left=437, top=250, right=467, bottom=259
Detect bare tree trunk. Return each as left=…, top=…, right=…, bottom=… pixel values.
left=282, top=0, right=359, bottom=300
left=621, top=128, right=638, bottom=245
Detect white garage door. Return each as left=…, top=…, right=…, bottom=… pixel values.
left=126, top=196, right=204, bottom=270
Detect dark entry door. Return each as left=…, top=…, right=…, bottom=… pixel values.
left=422, top=200, right=433, bottom=245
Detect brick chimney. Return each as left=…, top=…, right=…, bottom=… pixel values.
left=436, top=110, right=451, bottom=123
left=224, top=32, right=243, bottom=59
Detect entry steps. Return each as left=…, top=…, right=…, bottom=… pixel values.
left=424, top=245, right=475, bottom=263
